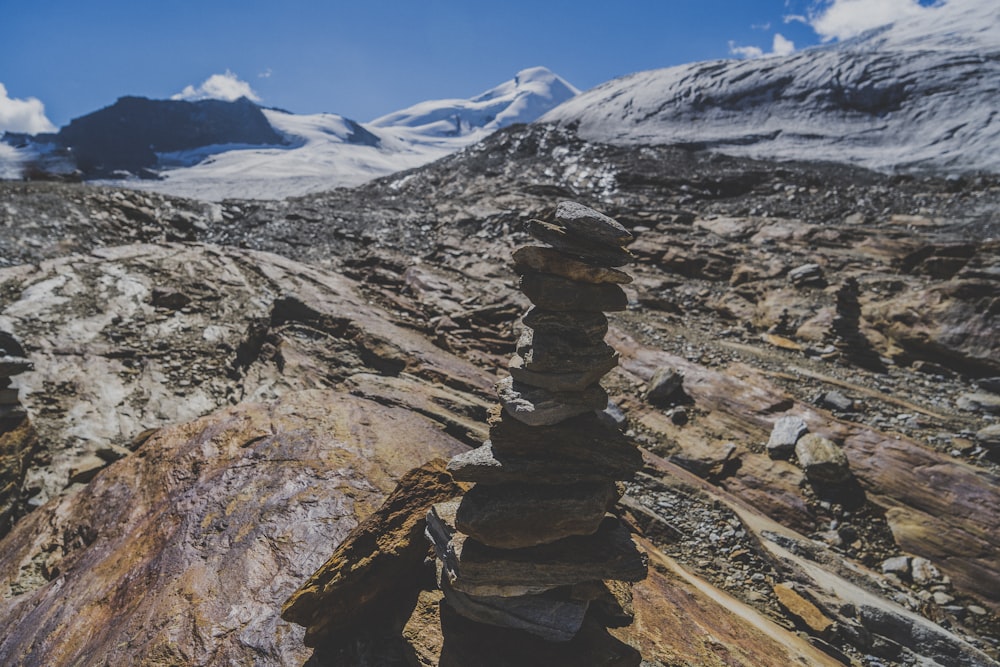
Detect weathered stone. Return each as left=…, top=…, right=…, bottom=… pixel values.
left=428, top=502, right=647, bottom=598
left=788, top=263, right=826, bottom=287
left=524, top=219, right=633, bottom=267
left=488, top=411, right=634, bottom=461
left=773, top=583, right=836, bottom=639
left=439, top=576, right=590, bottom=642
left=554, top=201, right=634, bottom=248
left=795, top=434, right=851, bottom=484
left=957, top=392, right=1000, bottom=415
left=644, top=367, right=685, bottom=405
left=281, top=459, right=467, bottom=647
left=455, top=481, right=621, bottom=549
left=520, top=273, right=628, bottom=312
left=496, top=376, right=608, bottom=426
left=975, top=423, right=1000, bottom=449
left=512, top=246, right=632, bottom=285
left=0, top=417, right=38, bottom=537
left=509, top=353, right=616, bottom=392
left=447, top=440, right=641, bottom=485
left=766, top=415, right=809, bottom=457
left=516, top=329, right=618, bottom=375
left=522, top=308, right=608, bottom=347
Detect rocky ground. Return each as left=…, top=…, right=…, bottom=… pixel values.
left=0, top=123, right=998, bottom=666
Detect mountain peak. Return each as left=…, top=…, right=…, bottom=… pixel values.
left=370, top=67, right=579, bottom=138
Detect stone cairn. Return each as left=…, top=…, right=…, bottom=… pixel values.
left=426, top=201, right=648, bottom=645
left=830, top=277, right=884, bottom=372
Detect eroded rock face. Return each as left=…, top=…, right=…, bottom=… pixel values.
left=0, top=243, right=492, bottom=511
left=0, top=389, right=467, bottom=666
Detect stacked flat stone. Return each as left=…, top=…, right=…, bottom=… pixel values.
left=0, top=333, right=31, bottom=431
left=426, top=201, right=647, bottom=644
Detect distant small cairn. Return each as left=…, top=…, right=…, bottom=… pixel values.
left=426, top=201, right=648, bottom=643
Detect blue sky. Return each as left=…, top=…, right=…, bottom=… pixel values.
left=0, top=0, right=942, bottom=130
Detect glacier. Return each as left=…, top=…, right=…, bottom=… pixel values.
left=541, top=0, right=1000, bottom=175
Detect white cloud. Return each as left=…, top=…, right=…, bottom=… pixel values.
left=258, top=68, right=273, bottom=79
left=0, top=83, right=57, bottom=134
left=772, top=33, right=796, bottom=55
left=729, top=41, right=765, bottom=59
left=729, top=33, right=796, bottom=59
left=172, top=70, right=261, bottom=103
left=801, top=0, right=941, bottom=42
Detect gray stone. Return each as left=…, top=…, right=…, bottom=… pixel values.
left=644, top=367, right=685, bottom=406
left=427, top=502, right=648, bottom=598
left=795, top=434, right=851, bottom=484
left=766, top=416, right=809, bottom=457
left=488, top=412, right=640, bottom=468
left=496, top=376, right=607, bottom=427
left=821, top=390, right=854, bottom=412
left=553, top=201, right=634, bottom=248
left=957, top=392, right=1000, bottom=415
left=448, top=440, right=641, bottom=485
left=522, top=308, right=608, bottom=347
left=520, top=273, right=628, bottom=312
left=881, top=556, right=912, bottom=577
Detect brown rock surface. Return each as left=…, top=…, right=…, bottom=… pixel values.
left=0, top=390, right=467, bottom=666
left=281, top=458, right=468, bottom=647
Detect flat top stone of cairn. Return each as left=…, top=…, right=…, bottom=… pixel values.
left=554, top=201, right=634, bottom=248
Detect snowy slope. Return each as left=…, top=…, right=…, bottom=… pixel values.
left=541, top=0, right=1000, bottom=174
left=97, top=67, right=578, bottom=200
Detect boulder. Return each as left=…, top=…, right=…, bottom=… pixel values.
left=795, top=434, right=852, bottom=484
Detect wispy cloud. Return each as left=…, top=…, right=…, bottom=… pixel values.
left=172, top=70, right=261, bottom=102
left=258, top=68, right=273, bottom=79
left=729, top=33, right=797, bottom=59
left=0, top=83, right=57, bottom=134
left=792, top=0, right=942, bottom=42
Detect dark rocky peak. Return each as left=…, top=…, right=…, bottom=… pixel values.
left=52, top=96, right=286, bottom=177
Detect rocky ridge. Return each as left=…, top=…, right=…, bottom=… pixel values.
left=0, top=121, right=998, bottom=665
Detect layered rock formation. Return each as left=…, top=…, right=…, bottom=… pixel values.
left=0, top=332, right=35, bottom=536
left=427, top=202, right=648, bottom=652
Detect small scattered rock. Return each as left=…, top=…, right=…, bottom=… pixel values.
left=881, top=555, right=912, bottom=578
left=644, top=367, right=685, bottom=406
left=788, top=263, right=826, bottom=288
left=766, top=415, right=809, bottom=458
left=820, top=391, right=854, bottom=412
left=910, top=557, right=942, bottom=586
left=773, top=583, right=836, bottom=639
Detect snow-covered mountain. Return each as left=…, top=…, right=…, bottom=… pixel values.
left=542, top=0, right=1000, bottom=174
left=0, top=67, right=578, bottom=201
left=122, top=67, right=578, bottom=200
